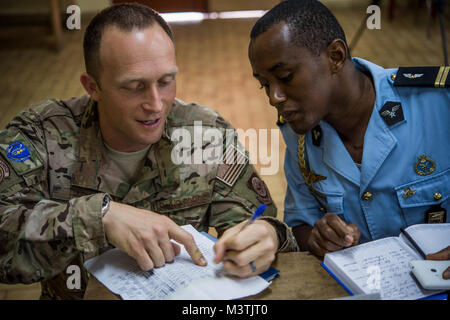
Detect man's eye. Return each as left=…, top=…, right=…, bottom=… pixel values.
left=278, top=73, right=293, bottom=83
left=125, top=83, right=144, bottom=91
left=159, top=80, right=171, bottom=87
left=159, top=76, right=174, bottom=87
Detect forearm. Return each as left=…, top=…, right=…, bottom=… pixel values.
left=0, top=192, right=108, bottom=284
left=292, top=224, right=313, bottom=252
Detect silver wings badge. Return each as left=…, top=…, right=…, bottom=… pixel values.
left=403, top=73, right=424, bottom=79
left=380, top=104, right=400, bottom=118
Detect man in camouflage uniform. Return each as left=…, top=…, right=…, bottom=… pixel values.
left=0, top=4, right=298, bottom=299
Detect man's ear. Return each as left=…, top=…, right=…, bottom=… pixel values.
left=326, top=39, right=348, bottom=74
left=80, top=72, right=101, bottom=101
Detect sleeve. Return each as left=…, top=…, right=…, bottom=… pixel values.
left=208, top=126, right=298, bottom=252
left=0, top=111, right=108, bottom=284
left=282, top=141, right=324, bottom=228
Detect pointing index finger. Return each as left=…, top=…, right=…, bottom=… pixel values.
left=169, top=225, right=207, bottom=266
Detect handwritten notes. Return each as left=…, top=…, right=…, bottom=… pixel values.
left=84, top=225, right=270, bottom=300
left=324, top=237, right=439, bottom=299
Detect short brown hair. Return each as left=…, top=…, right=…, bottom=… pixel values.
left=83, top=3, right=174, bottom=84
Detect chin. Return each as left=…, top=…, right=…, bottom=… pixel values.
left=288, top=122, right=310, bottom=136
left=143, top=132, right=164, bottom=145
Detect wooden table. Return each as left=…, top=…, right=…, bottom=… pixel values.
left=84, top=252, right=349, bottom=300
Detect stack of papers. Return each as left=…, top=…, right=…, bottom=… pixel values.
left=84, top=224, right=271, bottom=300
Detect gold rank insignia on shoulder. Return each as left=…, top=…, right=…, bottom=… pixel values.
left=393, top=66, right=449, bottom=87
left=414, top=155, right=435, bottom=176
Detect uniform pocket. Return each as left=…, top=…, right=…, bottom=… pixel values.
left=395, top=168, right=449, bottom=225
left=311, top=188, right=344, bottom=214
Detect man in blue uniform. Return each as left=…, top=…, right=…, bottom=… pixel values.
left=248, top=0, right=450, bottom=265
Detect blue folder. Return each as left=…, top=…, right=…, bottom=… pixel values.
left=320, top=262, right=448, bottom=300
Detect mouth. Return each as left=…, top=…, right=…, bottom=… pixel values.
left=137, top=118, right=161, bottom=128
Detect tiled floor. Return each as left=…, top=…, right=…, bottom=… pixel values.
left=0, top=1, right=448, bottom=299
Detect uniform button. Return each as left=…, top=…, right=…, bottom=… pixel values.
left=362, top=192, right=373, bottom=201
left=433, top=193, right=442, bottom=201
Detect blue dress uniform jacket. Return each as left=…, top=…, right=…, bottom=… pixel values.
left=281, top=58, right=450, bottom=243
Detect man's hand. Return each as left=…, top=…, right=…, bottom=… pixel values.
left=102, top=201, right=207, bottom=271
left=213, top=220, right=278, bottom=278
left=426, top=245, right=450, bottom=280
left=307, top=212, right=360, bottom=258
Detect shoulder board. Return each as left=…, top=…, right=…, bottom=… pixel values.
left=393, top=66, right=449, bottom=88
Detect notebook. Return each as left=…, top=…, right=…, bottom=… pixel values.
left=321, top=223, right=450, bottom=300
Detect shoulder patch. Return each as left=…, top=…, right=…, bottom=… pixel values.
left=393, top=66, right=449, bottom=88
left=216, top=144, right=248, bottom=187
left=247, top=172, right=273, bottom=205
left=0, top=130, right=43, bottom=176
left=0, top=158, right=10, bottom=183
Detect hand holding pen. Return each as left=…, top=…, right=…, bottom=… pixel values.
left=213, top=204, right=279, bottom=277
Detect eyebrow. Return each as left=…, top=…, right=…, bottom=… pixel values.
left=253, top=62, right=287, bottom=78
left=268, top=62, right=287, bottom=73
left=118, top=69, right=178, bottom=84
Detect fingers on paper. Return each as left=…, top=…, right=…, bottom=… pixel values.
left=169, top=225, right=207, bottom=267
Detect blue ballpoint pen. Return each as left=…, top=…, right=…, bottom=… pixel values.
left=242, top=204, right=267, bottom=230
left=216, top=204, right=267, bottom=276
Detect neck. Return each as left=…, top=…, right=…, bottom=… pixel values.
left=326, top=65, right=376, bottom=147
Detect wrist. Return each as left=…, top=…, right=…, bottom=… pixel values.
left=258, top=217, right=284, bottom=251
left=101, top=194, right=111, bottom=217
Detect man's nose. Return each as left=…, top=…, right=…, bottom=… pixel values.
left=269, top=84, right=287, bottom=108
left=142, top=84, right=163, bottom=112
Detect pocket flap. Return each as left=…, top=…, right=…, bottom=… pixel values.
left=395, top=168, right=450, bottom=208
left=311, top=188, right=344, bottom=214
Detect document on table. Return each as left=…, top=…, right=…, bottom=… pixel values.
left=84, top=224, right=271, bottom=300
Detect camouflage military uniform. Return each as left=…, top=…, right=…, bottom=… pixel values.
left=0, top=95, right=298, bottom=299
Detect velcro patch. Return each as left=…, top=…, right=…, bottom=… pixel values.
left=247, top=172, right=273, bottom=205
left=216, top=144, right=248, bottom=187
left=0, top=159, right=10, bottom=183
left=0, top=130, right=43, bottom=176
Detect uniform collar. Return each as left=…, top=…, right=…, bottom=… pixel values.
left=352, top=58, right=401, bottom=191
left=352, top=57, right=402, bottom=113
left=72, top=97, right=174, bottom=195
left=318, top=58, right=401, bottom=187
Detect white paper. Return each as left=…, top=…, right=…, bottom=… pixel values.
left=324, top=237, right=441, bottom=300
left=84, top=224, right=270, bottom=300
left=400, top=223, right=450, bottom=255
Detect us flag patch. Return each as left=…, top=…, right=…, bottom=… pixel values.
left=216, top=144, right=248, bottom=187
